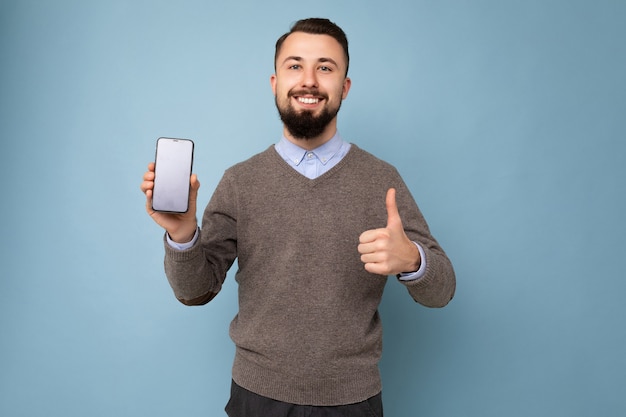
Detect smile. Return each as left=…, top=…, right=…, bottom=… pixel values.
left=297, top=97, right=320, bottom=104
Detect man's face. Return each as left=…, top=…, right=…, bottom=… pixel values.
left=271, top=32, right=351, bottom=140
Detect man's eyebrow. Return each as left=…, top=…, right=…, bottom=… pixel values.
left=281, top=56, right=339, bottom=67
left=282, top=56, right=303, bottom=65
left=318, top=57, right=339, bottom=67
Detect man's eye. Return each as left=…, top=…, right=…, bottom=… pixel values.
left=319, top=66, right=332, bottom=72
left=289, top=64, right=301, bottom=70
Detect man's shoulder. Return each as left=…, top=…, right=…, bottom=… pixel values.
left=347, top=144, right=399, bottom=174
left=226, top=146, right=277, bottom=173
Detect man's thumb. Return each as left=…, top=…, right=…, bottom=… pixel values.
left=386, top=188, right=402, bottom=229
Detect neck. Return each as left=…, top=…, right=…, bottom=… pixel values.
left=283, top=121, right=338, bottom=151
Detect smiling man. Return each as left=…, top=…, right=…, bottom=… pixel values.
left=272, top=27, right=351, bottom=145
left=141, top=18, right=455, bottom=417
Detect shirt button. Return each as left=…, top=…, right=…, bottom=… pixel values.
left=307, top=153, right=314, bottom=159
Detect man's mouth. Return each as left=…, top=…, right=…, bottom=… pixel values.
left=290, top=90, right=326, bottom=106
left=297, top=97, right=320, bottom=105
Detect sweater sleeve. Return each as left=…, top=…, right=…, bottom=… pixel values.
left=163, top=171, right=238, bottom=305
left=394, top=176, right=456, bottom=308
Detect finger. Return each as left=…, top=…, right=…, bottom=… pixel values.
left=143, top=170, right=155, bottom=182
left=360, top=250, right=388, bottom=264
left=188, top=174, right=200, bottom=208
left=145, top=189, right=154, bottom=214
left=140, top=181, right=152, bottom=194
left=359, top=230, right=375, bottom=244
left=363, top=261, right=387, bottom=276
left=385, top=188, right=402, bottom=230
left=358, top=241, right=378, bottom=255
left=359, top=228, right=387, bottom=244
left=190, top=174, right=200, bottom=193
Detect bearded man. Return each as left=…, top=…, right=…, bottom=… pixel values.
left=141, top=17, right=455, bottom=417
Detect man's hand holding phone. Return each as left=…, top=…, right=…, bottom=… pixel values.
left=141, top=161, right=200, bottom=244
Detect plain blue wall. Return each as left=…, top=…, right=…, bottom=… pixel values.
left=1, top=1, right=625, bottom=416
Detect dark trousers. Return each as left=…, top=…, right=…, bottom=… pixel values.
left=225, top=380, right=384, bottom=417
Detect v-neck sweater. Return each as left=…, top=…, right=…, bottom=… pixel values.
left=163, top=144, right=456, bottom=406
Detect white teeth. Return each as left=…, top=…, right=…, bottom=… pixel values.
left=298, top=97, right=319, bottom=104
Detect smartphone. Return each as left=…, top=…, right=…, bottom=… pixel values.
left=152, top=137, right=194, bottom=213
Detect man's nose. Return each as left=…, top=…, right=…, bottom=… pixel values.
left=301, top=67, right=318, bottom=88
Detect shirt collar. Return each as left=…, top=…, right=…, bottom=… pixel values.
left=277, top=132, right=344, bottom=167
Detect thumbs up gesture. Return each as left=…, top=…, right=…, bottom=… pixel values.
left=358, top=188, right=421, bottom=276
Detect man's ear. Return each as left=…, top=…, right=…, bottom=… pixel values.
left=270, top=74, right=277, bottom=95
left=342, top=77, right=352, bottom=99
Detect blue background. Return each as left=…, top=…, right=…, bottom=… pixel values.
left=1, top=1, right=625, bottom=416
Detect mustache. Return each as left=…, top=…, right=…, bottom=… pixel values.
left=288, top=89, right=328, bottom=99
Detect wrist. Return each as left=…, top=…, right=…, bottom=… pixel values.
left=169, top=225, right=197, bottom=244
left=406, top=241, right=421, bottom=272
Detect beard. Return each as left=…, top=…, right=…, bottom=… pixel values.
left=275, top=90, right=341, bottom=140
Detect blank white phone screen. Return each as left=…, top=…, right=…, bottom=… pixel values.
left=152, top=138, right=194, bottom=213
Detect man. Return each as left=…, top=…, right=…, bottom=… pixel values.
left=141, top=18, right=455, bottom=417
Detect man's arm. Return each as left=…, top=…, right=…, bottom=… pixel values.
left=162, top=171, right=239, bottom=305
left=358, top=187, right=455, bottom=308
left=141, top=162, right=230, bottom=305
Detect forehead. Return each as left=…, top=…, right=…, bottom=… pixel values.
left=277, top=32, right=347, bottom=69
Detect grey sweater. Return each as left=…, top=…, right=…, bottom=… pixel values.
left=164, top=144, right=455, bottom=406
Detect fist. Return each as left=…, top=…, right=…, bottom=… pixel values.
left=358, top=188, right=421, bottom=276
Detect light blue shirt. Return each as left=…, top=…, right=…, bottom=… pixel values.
left=168, top=132, right=426, bottom=280
left=274, top=133, right=351, bottom=179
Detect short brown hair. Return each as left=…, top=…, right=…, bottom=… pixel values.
left=274, top=18, right=350, bottom=76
